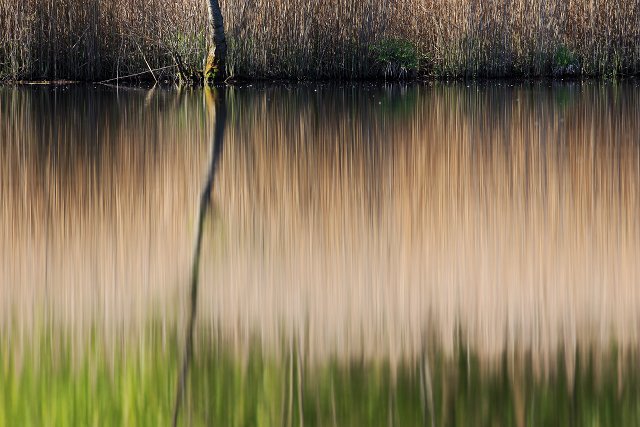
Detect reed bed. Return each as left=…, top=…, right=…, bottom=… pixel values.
left=1, top=0, right=640, bottom=81
left=0, top=0, right=208, bottom=81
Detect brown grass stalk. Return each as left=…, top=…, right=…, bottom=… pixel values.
left=1, top=0, right=639, bottom=80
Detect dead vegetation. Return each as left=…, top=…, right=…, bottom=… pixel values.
left=1, top=1, right=639, bottom=81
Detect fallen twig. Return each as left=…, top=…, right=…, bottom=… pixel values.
left=96, top=65, right=176, bottom=84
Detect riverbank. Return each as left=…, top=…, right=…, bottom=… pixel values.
left=1, top=0, right=639, bottom=82
left=2, top=75, right=638, bottom=91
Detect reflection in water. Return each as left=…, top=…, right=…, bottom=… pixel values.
left=211, top=82, right=640, bottom=364
left=1, top=82, right=640, bottom=425
left=173, top=88, right=227, bottom=427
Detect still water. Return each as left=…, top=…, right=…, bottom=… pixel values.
left=1, top=82, right=640, bottom=425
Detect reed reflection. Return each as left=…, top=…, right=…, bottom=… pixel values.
left=1, top=82, right=639, bottom=367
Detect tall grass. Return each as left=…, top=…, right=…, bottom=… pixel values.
left=1, top=0, right=640, bottom=80
left=0, top=0, right=208, bottom=81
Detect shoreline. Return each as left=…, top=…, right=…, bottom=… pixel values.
left=1, top=75, right=638, bottom=88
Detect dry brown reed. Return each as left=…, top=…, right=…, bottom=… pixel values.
left=1, top=0, right=640, bottom=80
left=0, top=0, right=208, bottom=81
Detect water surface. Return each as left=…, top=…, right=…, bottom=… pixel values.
left=1, top=82, right=640, bottom=425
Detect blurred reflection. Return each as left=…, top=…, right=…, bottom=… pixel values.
left=174, top=87, right=227, bottom=426
left=211, top=82, right=640, bottom=364
left=1, top=82, right=640, bottom=425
